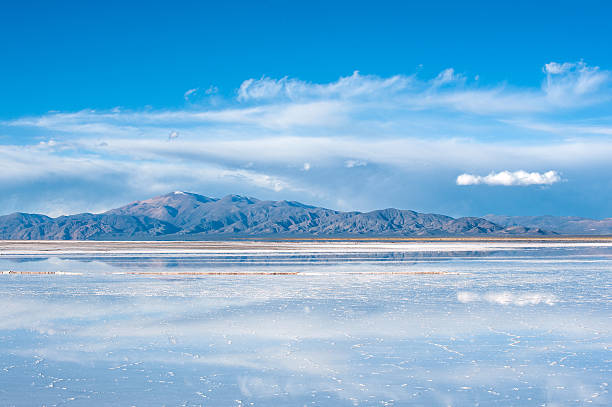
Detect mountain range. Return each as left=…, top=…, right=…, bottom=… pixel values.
left=0, top=191, right=555, bottom=240
left=483, top=214, right=612, bottom=236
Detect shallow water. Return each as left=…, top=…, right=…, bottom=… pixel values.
left=0, top=242, right=610, bottom=406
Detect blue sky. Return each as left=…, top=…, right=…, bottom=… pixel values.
left=1, top=1, right=612, bottom=218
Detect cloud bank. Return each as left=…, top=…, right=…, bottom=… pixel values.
left=456, top=170, right=562, bottom=186
left=0, top=61, right=611, bottom=217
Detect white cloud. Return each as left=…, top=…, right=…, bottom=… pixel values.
left=221, top=168, right=289, bottom=192
left=430, top=68, right=465, bottom=87
left=38, top=139, right=57, bottom=148
left=0, top=143, right=303, bottom=214
left=204, top=85, right=218, bottom=95
left=4, top=62, right=610, bottom=135
left=544, top=62, right=574, bottom=75
left=503, top=119, right=612, bottom=136
left=237, top=71, right=412, bottom=102
left=455, top=173, right=480, bottom=186
left=183, top=88, right=198, bottom=100
left=344, top=159, right=367, bottom=168
left=237, top=77, right=285, bottom=101
left=543, top=61, right=610, bottom=106
left=456, top=170, right=562, bottom=186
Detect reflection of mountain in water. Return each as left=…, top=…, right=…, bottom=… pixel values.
left=38, top=250, right=515, bottom=270
left=8, top=244, right=610, bottom=271
left=0, top=256, right=49, bottom=264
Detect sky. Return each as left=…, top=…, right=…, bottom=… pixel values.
left=1, top=0, right=612, bottom=218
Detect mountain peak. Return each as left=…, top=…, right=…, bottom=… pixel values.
left=220, top=194, right=259, bottom=204
left=145, top=191, right=217, bottom=203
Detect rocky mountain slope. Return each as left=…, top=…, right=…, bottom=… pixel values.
left=483, top=214, right=612, bottom=235
left=0, top=191, right=549, bottom=240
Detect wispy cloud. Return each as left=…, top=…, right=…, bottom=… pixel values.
left=344, top=160, right=367, bottom=168
left=237, top=71, right=412, bottom=102
left=183, top=87, right=198, bottom=101
left=430, top=68, right=465, bottom=88
left=502, top=119, right=612, bottom=136
left=456, top=170, right=562, bottom=186
left=543, top=61, right=610, bottom=106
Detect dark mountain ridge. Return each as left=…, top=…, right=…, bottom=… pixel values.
left=0, top=191, right=550, bottom=240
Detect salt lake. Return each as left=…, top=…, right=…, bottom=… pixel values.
left=0, top=240, right=610, bottom=406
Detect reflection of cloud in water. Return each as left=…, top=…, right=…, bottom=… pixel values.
left=458, top=291, right=557, bottom=305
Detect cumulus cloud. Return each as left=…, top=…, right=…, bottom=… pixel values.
left=456, top=170, right=562, bottom=186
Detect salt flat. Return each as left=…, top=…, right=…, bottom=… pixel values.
left=0, top=240, right=610, bottom=406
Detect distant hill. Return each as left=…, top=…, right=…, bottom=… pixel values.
left=483, top=214, right=612, bottom=236
left=0, top=191, right=550, bottom=240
